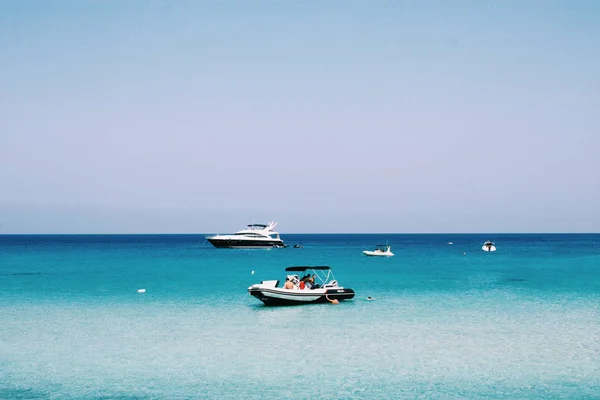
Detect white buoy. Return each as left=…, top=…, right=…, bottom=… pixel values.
left=251, top=270, right=255, bottom=275
left=137, top=289, right=146, bottom=293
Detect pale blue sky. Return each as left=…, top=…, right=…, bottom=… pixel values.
left=1, top=1, right=599, bottom=233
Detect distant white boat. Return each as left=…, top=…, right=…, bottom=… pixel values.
left=362, top=244, right=394, bottom=257
left=482, top=241, right=497, bottom=252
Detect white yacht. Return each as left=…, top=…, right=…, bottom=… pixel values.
left=206, top=221, right=285, bottom=248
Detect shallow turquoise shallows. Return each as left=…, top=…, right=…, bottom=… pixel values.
left=1, top=234, right=599, bottom=399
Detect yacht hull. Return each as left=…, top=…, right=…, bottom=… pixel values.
left=248, top=287, right=355, bottom=306
left=207, top=238, right=284, bottom=248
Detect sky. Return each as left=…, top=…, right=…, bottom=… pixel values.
left=1, top=0, right=599, bottom=234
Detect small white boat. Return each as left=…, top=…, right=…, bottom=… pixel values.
left=482, top=241, right=497, bottom=252
left=248, top=266, right=355, bottom=306
left=362, top=244, right=394, bottom=257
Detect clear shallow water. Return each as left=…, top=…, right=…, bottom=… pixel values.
left=1, top=234, right=599, bottom=399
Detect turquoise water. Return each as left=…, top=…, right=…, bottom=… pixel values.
left=1, top=234, right=599, bottom=399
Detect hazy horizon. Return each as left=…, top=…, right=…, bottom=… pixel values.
left=1, top=203, right=598, bottom=235
left=1, top=1, right=599, bottom=234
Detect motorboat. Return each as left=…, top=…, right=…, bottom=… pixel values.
left=362, top=244, right=394, bottom=257
left=482, top=240, right=497, bottom=252
left=206, top=221, right=284, bottom=248
left=248, top=266, right=355, bottom=306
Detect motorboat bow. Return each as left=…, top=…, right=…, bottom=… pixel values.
left=482, top=241, right=497, bottom=252
left=362, top=244, right=394, bottom=257
left=206, top=221, right=284, bottom=248
left=248, top=266, right=355, bottom=306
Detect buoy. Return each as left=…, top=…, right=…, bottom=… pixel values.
left=137, top=289, right=146, bottom=293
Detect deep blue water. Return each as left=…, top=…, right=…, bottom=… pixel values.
left=1, top=234, right=599, bottom=399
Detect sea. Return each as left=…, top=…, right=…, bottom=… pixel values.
left=1, top=233, right=599, bottom=399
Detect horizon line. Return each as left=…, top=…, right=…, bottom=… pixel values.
left=1, top=232, right=598, bottom=236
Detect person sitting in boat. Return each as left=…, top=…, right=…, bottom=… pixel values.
left=284, top=277, right=294, bottom=289
left=299, top=275, right=309, bottom=287
left=284, top=275, right=300, bottom=289
left=308, top=274, right=318, bottom=289
left=304, top=275, right=314, bottom=289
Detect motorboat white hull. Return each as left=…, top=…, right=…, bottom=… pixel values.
left=248, top=285, right=355, bottom=306
left=206, top=238, right=284, bottom=248
left=482, top=245, right=497, bottom=252
left=362, top=250, right=394, bottom=257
